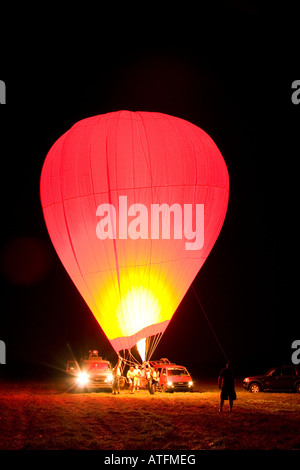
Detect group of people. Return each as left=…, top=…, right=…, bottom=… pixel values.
left=126, top=362, right=159, bottom=394
left=112, top=355, right=237, bottom=411
left=112, top=357, right=159, bottom=394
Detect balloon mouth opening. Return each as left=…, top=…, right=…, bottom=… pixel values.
left=136, top=338, right=146, bottom=362
left=110, top=320, right=170, bottom=363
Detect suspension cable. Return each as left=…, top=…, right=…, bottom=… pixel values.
left=192, top=284, right=229, bottom=363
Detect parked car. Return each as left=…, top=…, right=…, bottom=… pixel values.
left=149, top=358, right=193, bottom=393
left=243, top=365, right=300, bottom=393
left=66, top=350, right=115, bottom=392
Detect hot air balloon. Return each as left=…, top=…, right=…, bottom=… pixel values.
left=40, top=111, right=229, bottom=362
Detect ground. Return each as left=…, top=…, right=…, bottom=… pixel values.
left=0, top=378, right=299, bottom=451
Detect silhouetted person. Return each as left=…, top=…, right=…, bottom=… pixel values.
left=112, top=355, right=122, bottom=394
left=218, top=362, right=236, bottom=412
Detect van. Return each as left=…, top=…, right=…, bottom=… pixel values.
left=66, top=350, right=114, bottom=391
left=149, top=358, right=193, bottom=393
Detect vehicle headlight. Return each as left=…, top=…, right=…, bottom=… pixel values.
left=167, top=381, right=173, bottom=387
left=188, top=381, right=193, bottom=386
left=244, top=378, right=250, bottom=383
left=77, top=371, right=89, bottom=386
left=105, top=374, right=113, bottom=382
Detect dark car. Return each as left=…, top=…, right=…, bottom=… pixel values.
left=243, top=365, right=300, bottom=393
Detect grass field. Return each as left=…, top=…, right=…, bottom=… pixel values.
left=0, top=378, right=299, bottom=450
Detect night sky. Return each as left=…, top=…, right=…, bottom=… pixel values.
left=1, top=3, right=299, bottom=380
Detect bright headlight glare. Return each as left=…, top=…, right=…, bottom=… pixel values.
left=189, top=381, right=193, bottom=386
left=77, top=371, right=89, bottom=386
left=105, top=374, right=113, bottom=383
left=167, top=381, right=173, bottom=386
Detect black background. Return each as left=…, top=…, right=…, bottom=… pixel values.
left=1, top=2, right=299, bottom=381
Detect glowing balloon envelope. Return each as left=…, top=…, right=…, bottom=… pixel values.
left=40, top=111, right=229, bottom=359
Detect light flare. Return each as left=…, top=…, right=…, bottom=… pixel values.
left=77, top=371, right=89, bottom=386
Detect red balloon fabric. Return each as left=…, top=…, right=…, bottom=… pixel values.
left=40, top=111, right=229, bottom=357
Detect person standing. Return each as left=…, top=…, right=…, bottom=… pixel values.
left=127, top=366, right=135, bottom=393
left=112, top=355, right=122, bottom=394
left=133, top=364, right=141, bottom=392
left=218, top=361, right=236, bottom=412
left=145, top=364, right=153, bottom=391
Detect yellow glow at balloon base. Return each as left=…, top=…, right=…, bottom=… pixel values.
left=116, top=286, right=161, bottom=338
left=91, top=268, right=180, bottom=349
